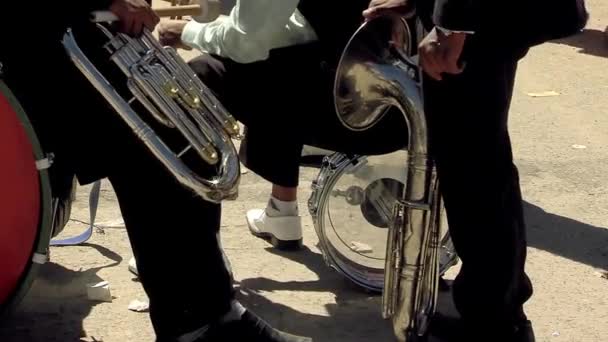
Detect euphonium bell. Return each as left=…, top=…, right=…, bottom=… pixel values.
left=61, top=12, right=241, bottom=204
left=334, top=15, right=445, bottom=341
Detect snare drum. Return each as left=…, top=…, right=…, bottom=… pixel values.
left=308, top=150, right=458, bottom=292
left=0, top=78, right=54, bottom=316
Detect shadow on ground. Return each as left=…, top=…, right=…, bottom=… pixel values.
left=0, top=243, right=121, bottom=342
left=550, top=28, right=608, bottom=58
left=236, top=200, right=608, bottom=341
left=237, top=246, right=458, bottom=342
left=525, top=201, right=608, bottom=270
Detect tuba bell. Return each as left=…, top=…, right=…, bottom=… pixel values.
left=60, top=10, right=241, bottom=204
left=334, top=14, right=445, bottom=341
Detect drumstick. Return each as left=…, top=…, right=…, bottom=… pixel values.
left=155, top=5, right=202, bottom=18
left=155, top=0, right=221, bottom=22
left=91, top=0, right=220, bottom=23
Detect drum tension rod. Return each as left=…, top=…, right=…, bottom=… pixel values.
left=398, top=199, right=431, bottom=211
left=36, top=153, right=55, bottom=170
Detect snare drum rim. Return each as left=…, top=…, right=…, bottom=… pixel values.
left=309, top=153, right=385, bottom=292
left=0, top=80, right=54, bottom=317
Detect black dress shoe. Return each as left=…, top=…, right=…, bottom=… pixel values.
left=512, top=320, right=535, bottom=342
left=428, top=314, right=535, bottom=342
left=197, top=310, right=312, bottom=342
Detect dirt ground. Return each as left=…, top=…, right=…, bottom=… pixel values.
left=2, top=1, right=608, bottom=342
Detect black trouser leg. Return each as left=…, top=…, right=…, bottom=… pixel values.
left=187, top=53, right=309, bottom=188
left=424, top=50, right=532, bottom=332
left=105, top=121, right=235, bottom=342
left=239, top=126, right=304, bottom=188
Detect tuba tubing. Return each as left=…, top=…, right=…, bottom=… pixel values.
left=61, top=12, right=241, bottom=203
left=333, top=15, right=444, bottom=341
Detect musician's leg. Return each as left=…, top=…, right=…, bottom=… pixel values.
left=188, top=54, right=308, bottom=250
left=239, top=127, right=305, bottom=249
left=424, top=46, right=533, bottom=340
left=101, top=102, right=310, bottom=342
left=104, top=144, right=225, bottom=338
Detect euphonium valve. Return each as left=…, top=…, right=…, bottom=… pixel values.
left=61, top=12, right=241, bottom=203
left=334, top=15, right=446, bottom=341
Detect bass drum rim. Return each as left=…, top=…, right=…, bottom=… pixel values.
left=309, top=152, right=454, bottom=293
left=0, top=79, right=54, bottom=317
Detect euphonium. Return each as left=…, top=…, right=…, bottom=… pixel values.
left=334, top=15, right=443, bottom=341
left=61, top=11, right=241, bottom=204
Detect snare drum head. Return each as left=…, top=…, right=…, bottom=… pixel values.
left=313, top=150, right=451, bottom=292
left=315, top=150, right=407, bottom=290
left=0, top=80, right=50, bottom=313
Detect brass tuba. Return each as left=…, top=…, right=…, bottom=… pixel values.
left=61, top=10, right=241, bottom=204
left=334, top=15, right=444, bottom=341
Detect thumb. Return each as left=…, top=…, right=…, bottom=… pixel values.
left=362, top=7, right=381, bottom=20
left=445, top=55, right=464, bottom=74
left=443, top=45, right=465, bottom=74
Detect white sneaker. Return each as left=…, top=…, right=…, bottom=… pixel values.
left=246, top=209, right=303, bottom=250
left=128, top=256, right=139, bottom=276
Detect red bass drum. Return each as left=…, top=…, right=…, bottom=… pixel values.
left=0, top=79, right=54, bottom=316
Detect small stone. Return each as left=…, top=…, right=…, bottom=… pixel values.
left=97, top=218, right=125, bottom=228
left=128, top=299, right=150, bottom=312
left=86, top=281, right=112, bottom=303
left=350, top=241, right=373, bottom=253
left=527, top=91, right=560, bottom=97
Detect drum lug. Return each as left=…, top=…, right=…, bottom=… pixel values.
left=308, top=197, right=319, bottom=217
left=344, top=155, right=367, bottom=175
left=36, top=153, right=55, bottom=170
left=308, top=179, right=322, bottom=218
left=323, top=158, right=338, bottom=171
left=32, top=252, right=49, bottom=265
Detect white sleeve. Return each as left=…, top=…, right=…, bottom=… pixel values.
left=181, top=0, right=300, bottom=64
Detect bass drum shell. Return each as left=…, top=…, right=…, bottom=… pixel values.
left=308, top=151, right=454, bottom=292
left=0, top=79, right=54, bottom=316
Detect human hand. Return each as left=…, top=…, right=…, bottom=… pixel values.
left=363, top=0, right=414, bottom=21
left=158, top=20, right=192, bottom=50
left=109, top=0, right=160, bottom=36
left=418, top=27, right=466, bottom=81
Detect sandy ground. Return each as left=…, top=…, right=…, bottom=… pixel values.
left=2, top=1, right=608, bottom=342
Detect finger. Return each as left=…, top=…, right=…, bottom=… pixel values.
left=420, top=45, right=440, bottom=73
left=362, top=7, right=379, bottom=20
left=146, top=10, right=160, bottom=30
left=445, top=59, right=464, bottom=74
left=443, top=51, right=465, bottom=75
left=157, top=23, right=166, bottom=37
left=133, top=19, right=144, bottom=36
left=179, top=42, right=193, bottom=51
left=419, top=48, right=442, bottom=81
left=158, top=32, right=168, bottom=45
left=122, top=18, right=134, bottom=35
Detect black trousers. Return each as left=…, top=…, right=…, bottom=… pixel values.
left=2, top=25, right=234, bottom=342
left=188, top=43, right=407, bottom=188
left=424, top=41, right=533, bottom=332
